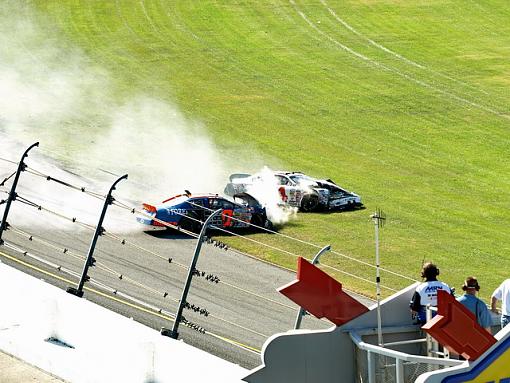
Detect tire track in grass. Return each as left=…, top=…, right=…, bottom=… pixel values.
left=165, top=1, right=510, bottom=227
left=163, top=0, right=344, bottom=106
left=116, top=0, right=183, bottom=62
left=121, top=0, right=260, bottom=101
left=139, top=0, right=159, bottom=34
left=74, top=1, right=157, bottom=88
left=9, top=3, right=509, bottom=200
left=70, top=3, right=123, bottom=69
left=126, top=0, right=510, bottom=296
left=284, top=1, right=510, bottom=236
left=120, top=0, right=225, bottom=76
left=114, top=0, right=167, bottom=67
left=319, top=0, right=490, bottom=96
left=466, top=0, right=510, bottom=34
left=130, top=0, right=371, bottom=145
left=288, top=0, right=510, bottom=121
left=149, top=0, right=339, bottom=137
left=282, top=1, right=508, bottom=155
left=169, top=1, right=276, bottom=86
left=123, top=0, right=290, bottom=146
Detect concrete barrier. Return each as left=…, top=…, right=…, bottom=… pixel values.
left=0, top=261, right=246, bottom=382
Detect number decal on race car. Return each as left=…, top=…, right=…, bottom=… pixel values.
left=278, top=187, right=288, bottom=202
left=222, top=209, right=234, bottom=227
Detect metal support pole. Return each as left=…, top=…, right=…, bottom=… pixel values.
left=367, top=351, right=376, bottom=383
left=164, top=209, right=222, bottom=339
left=294, top=244, right=331, bottom=329
left=67, top=174, right=128, bottom=297
left=371, top=210, right=385, bottom=347
left=395, top=358, right=404, bottom=383
left=0, top=142, right=39, bottom=245
left=426, top=304, right=433, bottom=357
left=375, top=219, right=383, bottom=346
left=425, top=305, right=440, bottom=369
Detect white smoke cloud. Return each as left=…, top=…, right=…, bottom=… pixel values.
left=243, top=167, right=298, bottom=225
left=0, top=135, right=139, bottom=234
left=0, top=4, right=112, bottom=140
left=0, top=3, right=296, bottom=235
left=79, top=97, right=228, bottom=203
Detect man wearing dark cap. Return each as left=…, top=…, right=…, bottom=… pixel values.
left=457, top=277, right=492, bottom=333
left=410, top=262, right=452, bottom=324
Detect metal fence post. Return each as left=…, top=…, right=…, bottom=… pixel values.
left=396, top=358, right=404, bottom=383
left=0, top=142, right=39, bottom=245
left=371, top=209, right=386, bottom=347
left=294, top=245, right=331, bottom=329
left=426, top=304, right=433, bottom=357
left=163, top=209, right=222, bottom=339
left=367, top=351, right=376, bottom=383
left=67, top=174, right=128, bottom=297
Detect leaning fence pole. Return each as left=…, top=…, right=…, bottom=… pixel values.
left=165, top=209, right=222, bottom=340
left=67, top=174, right=128, bottom=297
left=0, top=142, right=39, bottom=245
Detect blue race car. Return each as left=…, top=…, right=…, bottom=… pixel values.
left=136, top=191, right=272, bottom=233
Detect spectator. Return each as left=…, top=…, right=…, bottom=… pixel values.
left=491, top=278, right=510, bottom=328
left=410, top=262, right=452, bottom=324
left=457, top=277, right=491, bottom=333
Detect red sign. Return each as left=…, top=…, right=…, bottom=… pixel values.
left=422, top=289, right=496, bottom=360
left=278, top=257, right=368, bottom=326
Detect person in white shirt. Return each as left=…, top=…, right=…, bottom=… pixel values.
left=491, top=279, right=510, bottom=328
left=409, top=262, right=452, bottom=324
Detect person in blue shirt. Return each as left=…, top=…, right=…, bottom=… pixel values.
left=457, top=276, right=492, bottom=333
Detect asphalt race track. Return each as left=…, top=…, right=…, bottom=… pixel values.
left=0, top=155, right=376, bottom=370
left=0, top=225, right=335, bottom=370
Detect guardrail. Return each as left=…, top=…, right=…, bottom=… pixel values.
left=349, top=331, right=463, bottom=383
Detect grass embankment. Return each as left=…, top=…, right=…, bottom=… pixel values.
left=25, top=0, right=510, bottom=299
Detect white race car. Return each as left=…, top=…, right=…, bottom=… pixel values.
left=224, top=171, right=363, bottom=212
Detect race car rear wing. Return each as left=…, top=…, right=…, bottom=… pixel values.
left=142, top=203, right=157, bottom=213
left=233, top=192, right=262, bottom=208
left=229, top=173, right=251, bottom=182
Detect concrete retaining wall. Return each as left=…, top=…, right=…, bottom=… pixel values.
left=0, top=261, right=246, bottom=383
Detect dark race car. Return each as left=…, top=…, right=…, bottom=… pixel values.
left=224, top=171, right=363, bottom=212
left=136, top=191, right=272, bottom=233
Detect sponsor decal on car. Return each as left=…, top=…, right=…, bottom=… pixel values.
left=167, top=208, right=188, bottom=215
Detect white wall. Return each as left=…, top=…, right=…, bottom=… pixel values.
left=0, top=261, right=246, bottom=383
left=243, top=284, right=420, bottom=382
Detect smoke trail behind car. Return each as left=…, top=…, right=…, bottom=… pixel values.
left=0, top=3, right=284, bottom=231
left=245, top=167, right=298, bottom=226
